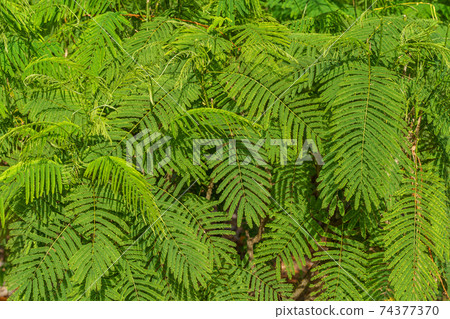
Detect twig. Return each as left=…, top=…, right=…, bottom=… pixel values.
left=245, top=217, right=268, bottom=263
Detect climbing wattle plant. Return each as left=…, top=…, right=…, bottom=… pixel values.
left=0, top=0, right=449, bottom=301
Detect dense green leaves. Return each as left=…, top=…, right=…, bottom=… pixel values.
left=84, top=156, right=159, bottom=223
left=0, top=0, right=449, bottom=301
left=318, top=65, right=406, bottom=213
left=383, top=168, right=449, bottom=300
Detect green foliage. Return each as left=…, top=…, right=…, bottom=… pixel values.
left=383, top=167, right=449, bottom=300
left=0, top=0, right=449, bottom=301
left=318, top=64, right=406, bottom=213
